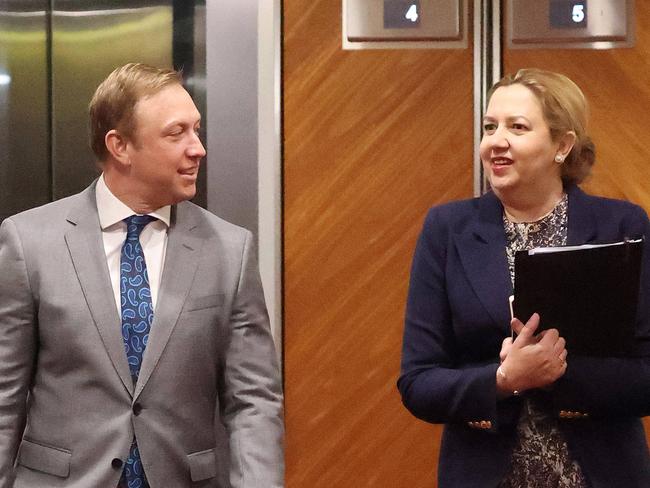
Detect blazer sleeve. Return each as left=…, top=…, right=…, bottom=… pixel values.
left=0, top=219, right=37, bottom=485
left=551, top=204, right=650, bottom=418
left=398, top=208, right=510, bottom=429
left=220, top=230, right=285, bottom=488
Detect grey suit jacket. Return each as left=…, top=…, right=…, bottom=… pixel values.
left=0, top=183, right=284, bottom=487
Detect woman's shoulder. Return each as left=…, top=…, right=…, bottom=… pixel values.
left=573, top=186, right=648, bottom=218
left=571, top=186, right=650, bottom=237
left=420, top=196, right=484, bottom=235
left=425, top=196, right=479, bottom=216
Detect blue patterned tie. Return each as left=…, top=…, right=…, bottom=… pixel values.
left=120, top=214, right=155, bottom=488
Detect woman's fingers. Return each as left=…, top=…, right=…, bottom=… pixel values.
left=503, top=314, right=569, bottom=390
left=500, top=337, right=513, bottom=362
left=511, top=313, right=540, bottom=345
left=552, top=336, right=566, bottom=356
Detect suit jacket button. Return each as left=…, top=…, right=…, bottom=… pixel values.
left=111, top=458, right=123, bottom=469
left=133, top=403, right=143, bottom=416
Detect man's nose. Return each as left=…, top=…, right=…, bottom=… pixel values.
left=189, top=133, right=206, bottom=158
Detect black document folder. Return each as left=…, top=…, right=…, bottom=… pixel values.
left=513, top=238, right=644, bottom=356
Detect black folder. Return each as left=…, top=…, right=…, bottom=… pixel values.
left=513, top=238, right=644, bottom=356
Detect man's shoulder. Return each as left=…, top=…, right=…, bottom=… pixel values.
left=175, top=201, right=252, bottom=241
left=3, top=190, right=89, bottom=230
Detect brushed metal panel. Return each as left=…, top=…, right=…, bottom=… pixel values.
left=205, top=0, right=259, bottom=236
left=50, top=2, right=174, bottom=200
left=0, top=2, right=50, bottom=222
left=346, top=0, right=461, bottom=41
left=341, top=0, right=469, bottom=50
left=508, top=0, right=634, bottom=49
left=48, top=1, right=206, bottom=207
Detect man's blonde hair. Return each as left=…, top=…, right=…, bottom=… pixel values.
left=89, top=63, right=182, bottom=161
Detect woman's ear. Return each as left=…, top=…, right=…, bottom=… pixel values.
left=104, top=129, right=131, bottom=166
left=557, top=131, right=577, bottom=160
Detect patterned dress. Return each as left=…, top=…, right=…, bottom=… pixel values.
left=498, top=194, right=590, bottom=488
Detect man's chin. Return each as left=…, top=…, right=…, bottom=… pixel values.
left=175, top=186, right=197, bottom=204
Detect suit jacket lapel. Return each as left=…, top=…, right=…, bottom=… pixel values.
left=454, top=191, right=513, bottom=330
left=453, top=186, right=598, bottom=331
left=135, top=202, right=204, bottom=399
left=64, top=183, right=134, bottom=395
left=566, top=184, right=598, bottom=245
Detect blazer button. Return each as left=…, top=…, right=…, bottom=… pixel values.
left=111, top=458, right=123, bottom=469
left=133, top=403, right=143, bottom=416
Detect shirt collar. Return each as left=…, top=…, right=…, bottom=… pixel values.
left=95, top=174, right=171, bottom=230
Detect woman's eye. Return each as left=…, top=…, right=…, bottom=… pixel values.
left=483, top=123, right=496, bottom=132
left=512, top=123, right=527, bottom=131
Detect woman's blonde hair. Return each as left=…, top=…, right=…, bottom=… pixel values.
left=488, top=68, right=595, bottom=186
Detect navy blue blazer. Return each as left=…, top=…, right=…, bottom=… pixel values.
left=398, top=185, right=650, bottom=488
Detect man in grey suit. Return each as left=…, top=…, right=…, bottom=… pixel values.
left=0, top=63, right=284, bottom=487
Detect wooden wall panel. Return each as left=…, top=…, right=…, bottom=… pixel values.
left=503, top=4, right=650, bottom=212
left=283, top=2, right=474, bottom=487
left=503, top=2, right=650, bottom=447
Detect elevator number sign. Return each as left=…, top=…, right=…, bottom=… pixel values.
left=384, top=0, right=420, bottom=29
left=550, top=1, right=588, bottom=28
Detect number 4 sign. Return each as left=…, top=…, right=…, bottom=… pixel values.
left=405, top=4, right=419, bottom=23
left=384, top=0, right=420, bottom=29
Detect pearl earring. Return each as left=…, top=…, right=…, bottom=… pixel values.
left=555, top=154, right=564, bottom=163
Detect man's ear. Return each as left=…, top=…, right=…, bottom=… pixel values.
left=557, top=131, right=577, bottom=160
left=105, top=129, right=131, bottom=166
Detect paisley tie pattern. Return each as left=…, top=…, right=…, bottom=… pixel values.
left=119, top=214, right=155, bottom=488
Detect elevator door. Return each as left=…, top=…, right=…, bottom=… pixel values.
left=283, top=1, right=474, bottom=486
left=0, top=0, right=206, bottom=223
left=502, top=0, right=650, bottom=446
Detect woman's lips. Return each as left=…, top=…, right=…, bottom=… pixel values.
left=490, top=158, right=513, bottom=175
left=491, top=157, right=513, bottom=166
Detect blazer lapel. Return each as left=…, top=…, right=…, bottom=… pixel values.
left=566, top=184, right=598, bottom=245
left=134, top=203, right=204, bottom=399
left=454, top=191, right=513, bottom=330
left=453, top=185, right=597, bottom=330
left=64, top=184, right=134, bottom=395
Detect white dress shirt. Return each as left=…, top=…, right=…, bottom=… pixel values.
left=95, top=174, right=171, bottom=313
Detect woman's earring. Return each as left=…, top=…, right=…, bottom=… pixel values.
left=555, top=154, right=565, bottom=163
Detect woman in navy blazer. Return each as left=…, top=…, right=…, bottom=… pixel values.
left=398, top=69, right=650, bottom=488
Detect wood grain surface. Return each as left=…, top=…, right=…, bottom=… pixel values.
left=503, top=1, right=650, bottom=446
left=284, top=1, right=650, bottom=485
left=283, top=1, right=474, bottom=486
left=503, top=3, right=650, bottom=211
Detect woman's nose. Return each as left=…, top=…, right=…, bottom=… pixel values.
left=485, top=127, right=509, bottom=149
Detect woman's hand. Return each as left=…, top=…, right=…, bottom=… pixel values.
left=496, top=313, right=567, bottom=395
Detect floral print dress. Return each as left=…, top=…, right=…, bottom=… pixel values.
left=498, top=194, right=589, bottom=488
